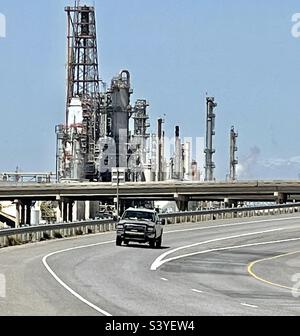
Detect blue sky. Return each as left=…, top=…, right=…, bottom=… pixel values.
left=0, top=0, right=300, bottom=179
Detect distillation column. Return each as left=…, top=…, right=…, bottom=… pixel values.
left=157, top=118, right=164, bottom=182
left=229, top=126, right=238, bottom=181
left=173, top=126, right=182, bottom=180
left=204, top=97, right=217, bottom=181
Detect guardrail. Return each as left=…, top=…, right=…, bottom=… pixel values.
left=0, top=219, right=116, bottom=248
left=159, top=203, right=300, bottom=224
left=1, top=203, right=300, bottom=249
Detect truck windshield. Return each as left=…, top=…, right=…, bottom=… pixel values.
left=123, top=211, right=155, bottom=222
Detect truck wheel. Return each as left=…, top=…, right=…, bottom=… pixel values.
left=149, top=239, right=156, bottom=248
left=116, top=237, right=122, bottom=246
left=156, top=235, right=162, bottom=248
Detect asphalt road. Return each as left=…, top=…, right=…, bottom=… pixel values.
left=1, top=213, right=300, bottom=316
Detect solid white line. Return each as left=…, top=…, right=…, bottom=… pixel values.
left=191, top=289, right=203, bottom=294
left=42, top=240, right=114, bottom=316
left=241, top=303, right=258, bottom=308
left=160, top=278, right=169, bottom=282
left=41, top=215, right=300, bottom=315
left=151, top=226, right=290, bottom=270
left=151, top=236, right=300, bottom=271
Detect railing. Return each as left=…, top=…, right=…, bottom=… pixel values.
left=1, top=203, right=300, bottom=248
left=159, top=203, right=300, bottom=224
left=0, top=219, right=116, bottom=248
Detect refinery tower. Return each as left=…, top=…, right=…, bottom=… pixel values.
left=56, top=1, right=150, bottom=183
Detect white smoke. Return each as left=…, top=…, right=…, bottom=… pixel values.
left=237, top=147, right=300, bottom=180
left=236, top=146, right=261, bottom=180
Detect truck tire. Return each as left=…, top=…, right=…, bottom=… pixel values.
left=149, top=239, right=156, bottom=248
left=116, top=237, right=122, bottom=246
left=156, top=235, right=162, bottom=248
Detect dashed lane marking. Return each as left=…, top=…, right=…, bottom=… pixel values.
left=241, top=303, right=258, bottom=308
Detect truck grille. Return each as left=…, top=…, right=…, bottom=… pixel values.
left=124, top=224, right=147, bottom=238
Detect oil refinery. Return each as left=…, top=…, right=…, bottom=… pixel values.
left=55, top=1, right=218, bottom=185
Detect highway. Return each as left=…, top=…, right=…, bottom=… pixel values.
left=1, top=214, right=300, bottom=316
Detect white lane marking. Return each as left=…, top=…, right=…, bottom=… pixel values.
left=151, top=236, right=300, bottom=271
left=42, top=240, right=114, bottom=316
left=164, top=216, right=300, bottom=235
left=241, top=303, right=258, bottom=308
left=191, top=289, right=203, bottom=294
left=160, top=278, right=169, bottom=282
left=151, top=226, right=290, bottom=271
left=41, top=215, right=300, bottom=315
left=191, top=260, right=245, bottom=266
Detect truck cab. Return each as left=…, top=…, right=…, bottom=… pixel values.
left=116, top=208, right=164, bottom=248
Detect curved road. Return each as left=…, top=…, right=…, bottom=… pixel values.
left=1, top=213, right=300, bottom=316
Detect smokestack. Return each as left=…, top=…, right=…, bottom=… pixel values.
left=174, top=126, right=181, bottom=180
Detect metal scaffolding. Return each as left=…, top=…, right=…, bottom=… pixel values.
left=56, top=3, right=102, bottom=181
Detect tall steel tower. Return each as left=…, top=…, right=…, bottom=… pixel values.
left=129, top=100, right=150, bottom=182
left=56, top=1, right=151, bottom=183
left=229, top=126, right=238, bottom=181
left=56, top=1, right=101, bottom=181
left=204, top=97, right=217, bottom=181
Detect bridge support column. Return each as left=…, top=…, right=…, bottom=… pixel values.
left=14, top=200, right=21, bottom=228
left=72, top=201, right=78, bottom=222
left=68, top=201, right=73, bottom=222
left=275, top=192, right=287, bottom=204
left=56, top=202, right=62, bottom=223
left=224, top=198, right=238, bottom=208
left=21, top=203, right=26, bottom=225
left=63, top=201, right=68, bottom=222
left=25, top=202, right=32, bottom=225
left=55, top=196, right=62, bottom=223
left=85, top=201, right=90, bottom=220
left=174, top=194, right=189, bottom=212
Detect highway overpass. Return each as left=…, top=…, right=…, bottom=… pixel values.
left=1, top=180, right=300, bottom=203
left=2, top=180, right=300, bottom=225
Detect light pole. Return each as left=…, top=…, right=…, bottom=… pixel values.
left=113, top=167, right=125, bottom=218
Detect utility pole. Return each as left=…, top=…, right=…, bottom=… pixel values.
left=204, top=97, right=217, bottom=181
left=112, top=168, right=125, bottom=217
left=229, top=126, right=238, bottom=181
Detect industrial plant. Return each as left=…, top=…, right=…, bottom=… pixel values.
left=0, top=1, right=241, bottom=226
left=54, top=2, right=231, bottom=185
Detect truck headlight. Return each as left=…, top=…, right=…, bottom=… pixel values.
left=147, top=226, right=155, bottom=232
left=117, top=224, right=124, bottom=230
